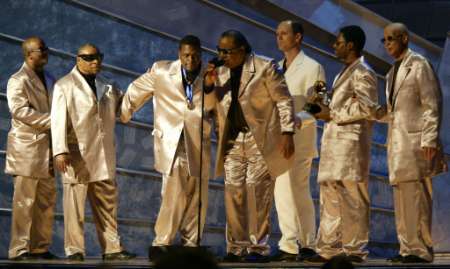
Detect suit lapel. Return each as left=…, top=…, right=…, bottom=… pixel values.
left=386, top=68, right=394, bottom=110
left=284, top=50, right=305, bottom=78
left=238, top=54, right=255, bottom=97
left=23, top=63, right=47, bottom=93
left=332, top=57, right=363, bottom=89
left=72, top=67, right=98, bottom=102
left=391, top=50, right=412, bottom=108
left=169, top=60, right=186, bottom=99
left=95, top=77, right=110, bottom=101
left=192, top=66, right=205, bottom=97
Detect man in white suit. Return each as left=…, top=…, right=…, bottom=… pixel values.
left=272, top=20, right=325, bottom=262
left=120, top=35, right=212, bottom=258
left=52, top=44, right=135, bottom=261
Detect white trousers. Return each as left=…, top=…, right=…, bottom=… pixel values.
left=274, top=157, right=316, bottom=254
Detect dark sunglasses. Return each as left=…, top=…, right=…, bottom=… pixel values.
left=380, top=35, right=403, bottom=44
left=77, top=53, right=104, bottom=62
left=30, top=47, right=49, bottom=53
left=216, top=46, right=241, bottom=55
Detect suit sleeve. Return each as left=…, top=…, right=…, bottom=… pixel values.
left=332, top=68, right=378, bottom=124
left=264, top=61, right=295, bottom=133
left=6, top=77, right=50, bottom=131
left=120, top=64, right=157, bottom=123
left=51, top=83, right=69, bottom=156
left=417, top=61, right=441, bottom=148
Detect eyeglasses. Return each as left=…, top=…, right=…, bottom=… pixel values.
left=216, top=46, right=241, bottom=55
left=30, top=47, right=49, bottom=53
left=77, top=53, right=104, bottom=62
left=333, top=40, right=346, bottom=46
left=381, top=35, right=403, bottom=44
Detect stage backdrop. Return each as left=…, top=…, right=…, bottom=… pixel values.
left=0, top=0, right=448, bottom=258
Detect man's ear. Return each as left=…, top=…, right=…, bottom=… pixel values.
left=402, top=34, right=409, bottom=45
left=295, top=33, right=302, bottom=44
left=347, top=41, right=355, bottom=51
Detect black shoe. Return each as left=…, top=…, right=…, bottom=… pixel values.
left=297, top=248, right=317, bottom=261
left=222, top=253, right=245, bottom=262
left=346, top=255, right=364, bottom=263
left=103, top=250, right=136, bottom=261
left=271, top=249, right=297, bottom=262
left=32, top=251, right=59, bottom=260
left=67, top=253, right=84, bottom=261
left=387, top=254, right=404, bottom=263
left=149, top=246, right=171, bottom=261
left=402, top=255, right=431, bottom=263
left=10, top=252, right=34, bottom=261
left=304, top=254, right=329, bottom=263
left=245, top=252, right=270, bottom=263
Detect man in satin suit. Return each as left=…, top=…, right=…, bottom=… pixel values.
left=306, top=26, right=378, bottom=263
left=5, top=37, right=58, bottom=261
left=51, top=44, right=135, bottom=261
left=120, top=35, right=212, bottom=257
left=204, top=30, right=295, bottom=263
left=272, top=20, right=326, bottom=262
left=378, top=23, right=446, bottom=263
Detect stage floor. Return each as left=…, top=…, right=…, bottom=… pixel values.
left=1, top=258, right=450, bottom=269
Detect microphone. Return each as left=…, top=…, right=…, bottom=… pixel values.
left=209, top=57, right=224, bottom=68
left=203, top=57, right=224, bottom=94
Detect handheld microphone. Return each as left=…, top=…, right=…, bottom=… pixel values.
left=209, top=57, right=225, bottom=67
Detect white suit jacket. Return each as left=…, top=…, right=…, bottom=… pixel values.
left=279, top=50, right=325, bottom=158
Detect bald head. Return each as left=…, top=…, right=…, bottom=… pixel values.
left=383, top=22, right=409, bottom=60
left=22, top=36, right=48, bottom=70
left=77, top=43, right=100, bottom=55
left=22, top=37, right=45, bottom=57
left=385, top=23, right=409, bottom=37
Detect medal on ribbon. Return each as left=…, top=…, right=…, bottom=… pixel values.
left=182, top=68, right=194, bottom=110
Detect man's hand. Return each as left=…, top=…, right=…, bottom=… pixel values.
left=375, top=104, right=387, bottom=120
left=55, top=154, right=71, bottom=173
left=422, top=147, right=437, bottom=161
left=279, top=133, right=295, bottom=159
left=203, top=62, right=218, bottom=88
left=314, top=103, right=331, bottom=122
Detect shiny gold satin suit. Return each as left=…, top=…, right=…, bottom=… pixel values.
left=51, top=67, right=123, bottom=256
left=379, top=49, right=446, bottom=261
left=206, top=54, right=295, bottom=256
left=121, top=60, right=211, bottom=246
left=316, top=57, right=378, bottom=259
left=5, top=63, right=56, bottom=259
left=274, top=51, right=325, bottom=254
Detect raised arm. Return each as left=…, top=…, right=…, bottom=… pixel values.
left=120, top=64, right=157, bottom=123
